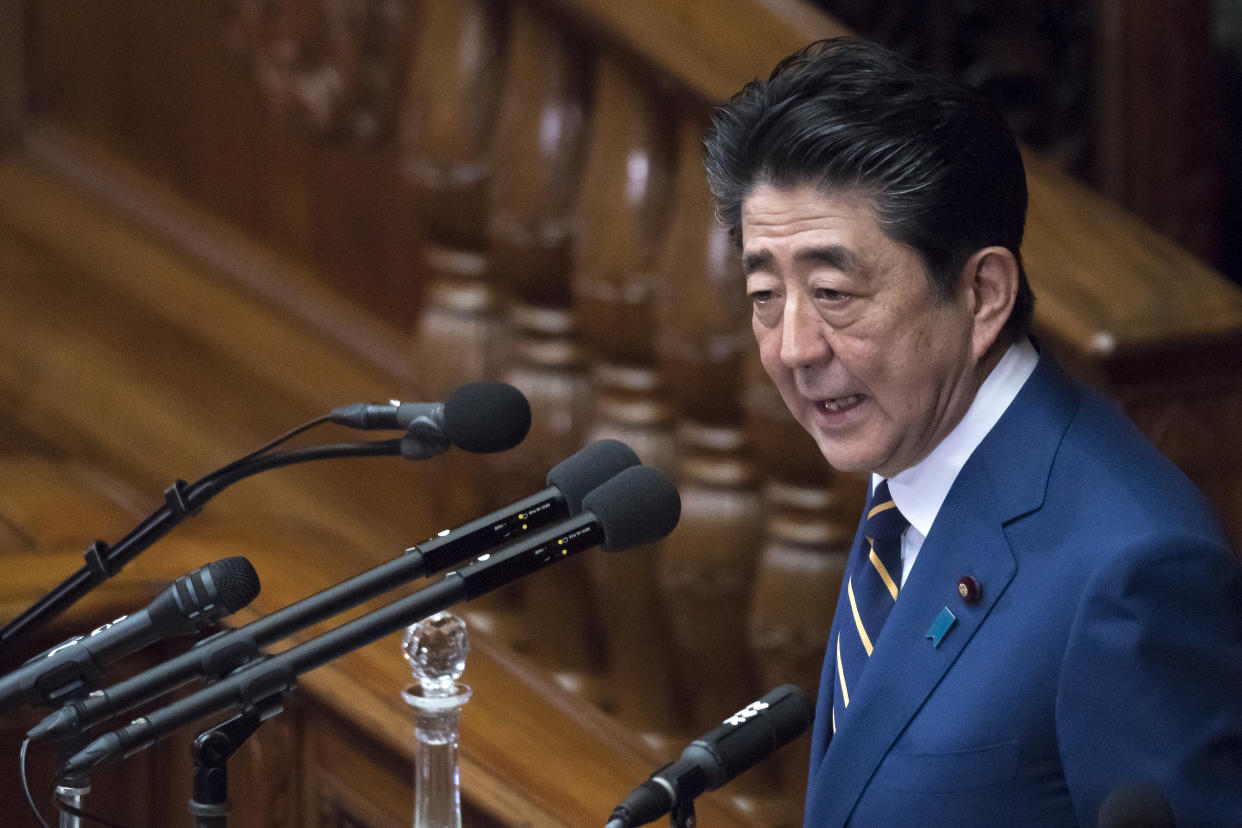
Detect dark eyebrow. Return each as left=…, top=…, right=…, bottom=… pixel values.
left=796, top=245, right=860, bottom=273
left=741, top=245, right=861, bottom=276
left=742, top=249, right=771, bottom=275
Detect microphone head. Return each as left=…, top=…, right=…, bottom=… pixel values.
left=201, top=556, right=262, bottom=615
left=581, top=465, right=681, bottom=552
left=546, top=439, right=642, bottom=513
left=442, top=382, right=532, bottom=453
left=690, top=683, right=814, bottom=789
left=1098, top=784, right=1176, bottom=828
left=151, top=556, right=261, bottom=636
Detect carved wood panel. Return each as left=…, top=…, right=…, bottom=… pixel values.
left=5, top=1, right=1242, bottom=825
left=809, top=0, right=1225, bottom=265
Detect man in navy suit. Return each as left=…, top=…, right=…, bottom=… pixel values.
left=704, top=38, right=1242, bottom=825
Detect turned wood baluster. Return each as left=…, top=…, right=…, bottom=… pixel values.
left=227, top=0, right=409, bottom=146
left=270, top=0, right=420, bottom=328
left=573, top=54, right=686, bottom=743
left=745, top=350, right=866, bottom=818
left=399, top=0, right=508, bottom=401
left=396, top=0, right=514, bottom=616
left=223, top=0, right=312, bottom=128
left=222, top=0, right=423, bottom=331
left=483, top=3, right=600, bottom=685
left=652, top=111, right=767, bottom=739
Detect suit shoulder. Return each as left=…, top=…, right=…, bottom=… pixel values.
left=1061, top=389, right=1219, bottom=528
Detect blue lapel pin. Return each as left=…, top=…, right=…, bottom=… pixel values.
left=926, top=607, right=957, bottom=648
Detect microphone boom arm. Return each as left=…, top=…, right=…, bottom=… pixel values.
left=0, top=439, right=401, bottom=661
left=62, top=517, right=608, bottom=774
left=28, top=439, right=644, bottom=744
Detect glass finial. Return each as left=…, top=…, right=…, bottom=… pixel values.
left=402, top=611, right=469, bottom=698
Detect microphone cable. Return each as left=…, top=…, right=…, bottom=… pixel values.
left=0, top=427, right=399, bottom=663
left=191, top=412, right=333, bottom=488
left=2, top=379, right=534, bottom=659
left=49, top=795, right=127, bottom=828
left=17, top=738, right=124, bottom=828
left=21, top=738, right=52, bottom=828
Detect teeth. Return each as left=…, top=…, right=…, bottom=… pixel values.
left=820, top=394, right=861, bottom=412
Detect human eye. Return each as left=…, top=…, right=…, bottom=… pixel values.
left=745, top=273, right=779, bottom=304
left=817, top=285, right=850, bottom=302
left=746, top=281, right=782, bottom=326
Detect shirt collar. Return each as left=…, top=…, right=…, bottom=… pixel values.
left=873, top=338, right=1039, bottom=539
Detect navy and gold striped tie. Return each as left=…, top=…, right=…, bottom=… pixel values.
left=832, top=480, right=908, bottom=732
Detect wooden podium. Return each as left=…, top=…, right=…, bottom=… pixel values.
left=1, top=1, right=1240, bottom=825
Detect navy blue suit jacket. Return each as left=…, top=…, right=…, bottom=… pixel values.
left=804, top=353, right=1242, bottom=826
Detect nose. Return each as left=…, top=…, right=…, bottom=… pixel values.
left=779, top=293, right=829, bottom=368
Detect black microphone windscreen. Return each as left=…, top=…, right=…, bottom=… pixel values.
left=1098, top=784, right=1176, bottom=828
left=203, top=556, right=262, bottom=614
left=690, top=684, right=813, bottom=789
left=582, top=465, right=680, bottom=552
left=546, top=440, right=641, bottom=513
left=442, top=382, right=532, bottom=453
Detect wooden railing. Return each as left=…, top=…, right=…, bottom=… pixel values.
left=2, top=0, right=1241, bottom=825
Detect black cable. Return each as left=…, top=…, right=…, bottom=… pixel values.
left=20, top=738, right=52, bottom=828
left=100, top=414, right=338, bottom=557
left=195, top=414, right=332, bottom=487
left=0, top=431, right=401, bottom=660
left=187, top=438, right=403, bottom=496
left=50, top=795, right=129, bottom=828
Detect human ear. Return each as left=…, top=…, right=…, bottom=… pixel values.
left=961, top=247, right=1019, bottom=360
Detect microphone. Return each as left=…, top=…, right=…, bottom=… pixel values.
left=329, top=381, right=532, bottom=454
left=61, top=464, right=681, bottom=775
left=27, top=439, right=640, bottom=745
left=1098, top=784, right=1176, bottom=828
left=0, top=388, right=522, bottom=661
left=605, top=684, right=814, bottom=828
left=448, top=462, right=682, bottom=597
left=0, top=557, right=260, bottom=716
left=413, top=437, right=641, bottom=573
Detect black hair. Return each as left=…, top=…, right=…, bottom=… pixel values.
left=704, top=37, right=1034, bottom=339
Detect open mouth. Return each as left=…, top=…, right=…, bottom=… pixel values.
left=816, top=394, right=864, bottom=413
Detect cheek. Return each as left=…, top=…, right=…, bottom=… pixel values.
left=874, top=327, right=964, bottom=414
left=753, top=322, right=797, bottom=394
left=828, top=331, right=881, bottom=384
left=907, top=315, right=971, bottom=379
left=753, top=318, right=780, bottom=367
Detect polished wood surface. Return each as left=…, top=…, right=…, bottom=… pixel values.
left=2, top=1, right=1241, bottom=825
left=0, top=387, right=757, bottom=828
left=401, top=0, right=508, bottom=399
left=1097, top=0, right=1225, bottom=263
left=549, top=0, right=850, bottom=102
left=486, top=0, right=600, bottom=688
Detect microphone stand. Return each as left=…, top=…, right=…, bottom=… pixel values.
left=29, top=526, right=456, bottom=746
left=187, top=692, right=285, bottom=828
left=63, top=515, right=611, bottom=774
left=54, top=742, right=90, bottom=828
left=669, top=799, right=696, bottom=828
left=63, top=463, right=679, bottom=776
left=28, top=441, right=625, bottom=746
left=0, top=439, right=403, bottom=661
left=50, top=685, right=98, bottom=828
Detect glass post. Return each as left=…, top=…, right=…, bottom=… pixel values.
left=401, top=611, right=471, bottom=828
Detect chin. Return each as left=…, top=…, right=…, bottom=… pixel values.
left=812, top=439, right=877, bottom=476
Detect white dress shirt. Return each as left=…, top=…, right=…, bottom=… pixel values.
left=876, top=338, right=1040, bottom=586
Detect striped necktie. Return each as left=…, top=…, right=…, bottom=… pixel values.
left=832, top=479, right=908, bottom=732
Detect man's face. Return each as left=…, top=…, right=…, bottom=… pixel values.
left=741, top=184, right=983, bottom=478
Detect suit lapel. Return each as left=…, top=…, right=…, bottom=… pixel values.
left=808, top=353, right=1081, bottom=826
left=812, top=467, right=1017, bottom=826
left=808, top=505, right=870, bottom=777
